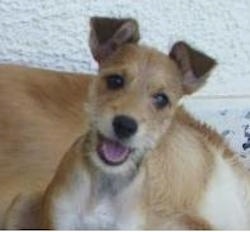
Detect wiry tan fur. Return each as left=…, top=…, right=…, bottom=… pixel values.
left=1, top=17, right=250, bottom=229
left=40, top=44, right=250, bottom=229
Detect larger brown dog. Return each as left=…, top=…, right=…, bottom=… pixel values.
left=1, top=17, right=250, bottom=229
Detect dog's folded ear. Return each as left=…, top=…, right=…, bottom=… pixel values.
left=89, top=17, right=140, bottom=63
left=169, top=41, right=217, bottom=94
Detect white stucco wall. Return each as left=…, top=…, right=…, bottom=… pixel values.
left=0, top=0, right=250, bottom=157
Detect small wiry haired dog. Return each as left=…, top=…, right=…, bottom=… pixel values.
left=2, top=17, right=250, bottom=229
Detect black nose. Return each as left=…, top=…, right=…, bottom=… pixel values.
left=113, top=115, right=138, bottom=139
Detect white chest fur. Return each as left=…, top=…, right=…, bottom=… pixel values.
left=80, top=197, right=116, bottom=229
left=52, top=167, right=144, bottom=230
left=199, top=155, right=250, bottom=229
left=81, top=195, right=142, bottom=229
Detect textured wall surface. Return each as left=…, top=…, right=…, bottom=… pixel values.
left=0, top=0, right=249, bottom=156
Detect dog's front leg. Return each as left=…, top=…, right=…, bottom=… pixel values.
left=40, top=136, right=92, bottom=229
left=150, top=213, right=212, bottom=230
left=170, top=214, right=212, bottom=230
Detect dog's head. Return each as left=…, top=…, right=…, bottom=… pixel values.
left=87, top=17, right=216, bottom=174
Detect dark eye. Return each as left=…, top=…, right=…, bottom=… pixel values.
left=152, top=92, right=169, bottom=109
left=106, top=74, right=125, bottom=90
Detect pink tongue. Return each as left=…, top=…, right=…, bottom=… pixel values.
left=98, top=138, right=130, bottom=164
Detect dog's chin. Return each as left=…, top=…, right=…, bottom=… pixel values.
left=89, top=132, right=140, bottom=175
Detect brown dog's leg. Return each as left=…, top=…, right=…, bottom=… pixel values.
left=3, top=193, right=42, bottom=229
left=150, top=213, right=212, bottom=230
left=179, top=214, right=212, bottom=230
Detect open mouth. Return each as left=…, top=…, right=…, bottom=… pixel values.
left=97, top=134, right=132, bottom=166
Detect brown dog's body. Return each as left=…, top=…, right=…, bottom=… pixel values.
left=1, top=17, right=250, bottom=229
left=0, top=65, right=92, bottom=227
